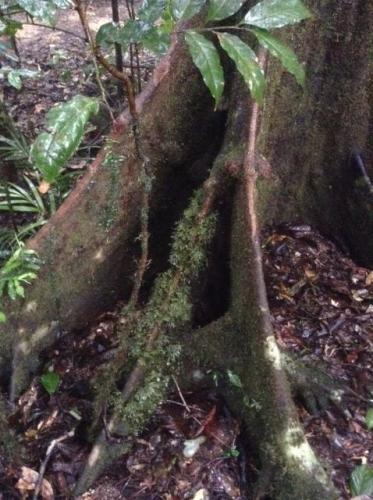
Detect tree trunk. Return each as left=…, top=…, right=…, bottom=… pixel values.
left=256, top=0, right=373, bottom=266
left=0, top=1, right=371, bottom=498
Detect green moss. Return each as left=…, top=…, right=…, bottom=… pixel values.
left=92, top=188, right=217, bottom=438
left=0, top=394, right=21, bottom=460
left=98, top=146, right=126, bottom=231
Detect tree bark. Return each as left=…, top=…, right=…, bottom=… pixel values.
left=256, top=0, right=373, bottom=266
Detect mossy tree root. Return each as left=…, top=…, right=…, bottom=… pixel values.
left=75, top=173, right=222, bottom=495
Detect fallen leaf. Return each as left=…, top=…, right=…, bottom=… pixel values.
left=183, top=436, right=206, bottom=458
left=38, top=180, right=51, bottom=194
left=16, top=466, right=54, bottom=499
left=192, top=489, right=209, bottom=500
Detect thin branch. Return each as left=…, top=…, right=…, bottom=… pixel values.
left=75, top=0, right=137, bottom=119
left=242, top=47, right=270, bottom=319
left=33, top=428, right=75, bottom=500
left=74, top=0, right=115, bottom=121
left=172, top=375, right=191, bottom=412
left=22, top=21, right=86, bottom=41
left=111, top=0, right=124, bottom=100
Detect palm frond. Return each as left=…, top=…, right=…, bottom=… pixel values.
left=0, top=177, right=46, bottom=215
left=0, top=131, right=30, bottom=163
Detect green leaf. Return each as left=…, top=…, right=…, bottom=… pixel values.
left=52, top=0, right=72, bottom=8
left=138, top=0, right=167, bottom=23
left=226, top=369, right=243, bottom=388
left=223, top=447, right=240, bottom=458
left=7, top=70, right=22, bottom=90
left=217, top=33, right=265, bottom=103
left=102, top=20, right=153, bottom=46
left=207, top=0, right=245, bottom=21
left=142, top=27, right=171, bottom=54
left=185, top=31, right=224, bottom=106
left=244, top=0, right=313, bottom=29
left=366, top=408, right=373, bottom=430
left=0, top=18, right=23, bottom=37
left=0, top=312, right=6, bottom=323
left=250, top=27, right=305, bottom=86
left=96, top=22, right=121, bottom=45
left=4, top=68, right=39, bottom=90
left=41, top=372, right=60, bottom=395
left=171, top=0, right=206, bottom=21
left=350, top=464, right=373, bottom=496
left=17, top=0, right=57, bottom=25
left=31, top=96, right=99, bottom=183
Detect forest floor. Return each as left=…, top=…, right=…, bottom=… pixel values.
left=0, top=3, right=372, bottom=499
left=0, top=224, right=371, bottom=499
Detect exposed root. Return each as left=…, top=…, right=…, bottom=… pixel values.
left=75, top=174, right=221, bottom=494
left=282, top=352, right=343, bottom=413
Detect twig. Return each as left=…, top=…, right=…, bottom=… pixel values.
left=111, top=0, right=124, bottom=100
left=33, top=428, right=75, bottom=500
left=172, top=375, right=191, bottom=412
left=74, top=0, right=115, bottom=122
left=22, top=21, right=86, bottom=40
left=134, top=43, right=142, bottom=93
left=242, top=47, right=270, bottom=325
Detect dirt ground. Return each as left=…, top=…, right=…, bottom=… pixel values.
left=4, top=0, right=152, bottom=137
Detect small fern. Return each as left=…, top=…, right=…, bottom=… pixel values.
left=0, top=242, right=40, bottom=321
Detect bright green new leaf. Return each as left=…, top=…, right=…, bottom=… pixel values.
left=171, top=0, right=206, bottom=21
left=218, top=33, right=265, bottom=103
left=185, top=31, right=224, bottom=106
left=226, top=369, right=243, bottom=388
left=366, top=408, right=373, bottom=430
left=244, top=0, right=313, bottom=29
left=31, top=96, right=99, bottom=183
left=41, top=372, right=60, bottom=395
left=207, top=0, right=245, bottom=21
left=0, top=18, right=23, bottom=37
left=250, top=27, right=305, bottom=86
left=350, top=464, right=373, bottom=496
left=7, top=70, right=22, bottom=90
left=0, top=312, right=6, bottom=323
left=4, top=68, right=39, bottom=90
left=0, top=244, right=40, bottom=302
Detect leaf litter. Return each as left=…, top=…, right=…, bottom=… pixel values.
left=0, top=223, right=371, bottom=498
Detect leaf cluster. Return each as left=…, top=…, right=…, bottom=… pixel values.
left=0, top=241, right=40, bottom=321
left=95, top=0, right=312, bottom=105
left=184, top=0, right=312, bottom=104
left=0, top=0, right=73, bottom=85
